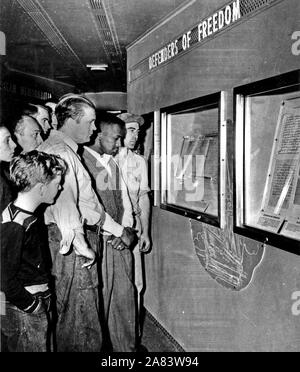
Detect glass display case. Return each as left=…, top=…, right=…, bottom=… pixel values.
left=235, top=70, right=300, bottom=253
left=161, top=92, right=227, bottom=227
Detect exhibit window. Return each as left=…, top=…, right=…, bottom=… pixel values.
left=235, top=70, right=300, bottom=253
left=161, top=92, right=227, bottom=227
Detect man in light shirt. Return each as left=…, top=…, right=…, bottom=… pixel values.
left=117, top=112, right=151, bottom=338
left=38, top=95, right=136, bottom=351
left=82, top=112, right=137, bottom=352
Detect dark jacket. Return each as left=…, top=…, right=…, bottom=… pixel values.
left=0, top=203, right=51, bottom=311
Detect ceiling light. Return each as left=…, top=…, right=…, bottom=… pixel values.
left=86, top=63, right=108, bottom=71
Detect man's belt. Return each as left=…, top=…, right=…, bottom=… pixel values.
left=86, top=224, right=99, bottom=233
left=103, top=234, right=113, bottom=242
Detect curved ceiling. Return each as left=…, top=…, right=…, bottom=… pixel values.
left=0, top=0, right=187, bottom=95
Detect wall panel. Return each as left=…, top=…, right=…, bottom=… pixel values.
left=128, top=0, right=300, bottom=351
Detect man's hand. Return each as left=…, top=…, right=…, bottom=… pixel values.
left=120, top=227, right=137, bottom=248
left=73, top=232, right=96, bottom=269
left=110, top=237, right=127, bottom=250
left=139, top=234, right=151, bottom=253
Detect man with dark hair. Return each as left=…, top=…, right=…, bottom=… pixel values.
left=1, top=151, right=66, bottom=352
left=0, top=126, right=17, bottom=213
left=82, top=112, right=138, bottom=352
left=45, top=102, right=58, bottom=130
left=38, top=95, right=136, bottom=351
left=118, top=112, right=151, bottom=340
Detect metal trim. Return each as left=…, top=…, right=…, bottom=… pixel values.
left=233, top=69, right=300, bottom=255
left=160, top=92, right=223, bottom=227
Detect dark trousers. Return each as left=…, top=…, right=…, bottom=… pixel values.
left=1, top=298, right=51, bottom=352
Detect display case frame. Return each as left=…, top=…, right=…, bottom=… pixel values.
left=234, top=69, right=300, bottom=254
left=160, top=92, right=227, bottom=228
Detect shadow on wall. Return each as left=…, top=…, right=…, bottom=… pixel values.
left=191, top=161, right=265, bottom=291
left=83, top=92, right=127, bottom=111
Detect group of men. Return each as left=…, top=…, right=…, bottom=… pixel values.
left=1, top=94, right=151, bottom=352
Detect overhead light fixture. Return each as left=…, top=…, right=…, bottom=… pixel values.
left=86, top=63, right=108, bottom=71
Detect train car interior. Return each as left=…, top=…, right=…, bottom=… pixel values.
left=1, top=0, right=300, bottom=352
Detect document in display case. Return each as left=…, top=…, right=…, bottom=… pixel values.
left=161, top=92, right=226, bottom=227
left=258, top=97, right=300, bottom=235
left=175, top=133, right=218, bottom=212
left=235, top=70, right=300, bottom=252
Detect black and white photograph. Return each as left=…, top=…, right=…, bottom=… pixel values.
left=0, top=0, right=300, bottom=356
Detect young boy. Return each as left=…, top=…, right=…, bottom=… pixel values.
left=0, top=150, right=66, bottom=352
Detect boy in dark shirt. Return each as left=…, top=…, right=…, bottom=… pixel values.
left=0, top=150, right=66, bottom=352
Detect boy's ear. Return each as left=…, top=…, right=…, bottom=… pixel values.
left=37, top=183, right=45, bottom=197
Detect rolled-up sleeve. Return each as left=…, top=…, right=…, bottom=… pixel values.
left=139, top=156, right=150, bottom=197
left=41, top=144, right=105, bottom=252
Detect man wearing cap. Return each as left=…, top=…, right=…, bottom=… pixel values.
left=117, top=112, right=151, bottom=337
left=38, top=95, right=136, bottom=351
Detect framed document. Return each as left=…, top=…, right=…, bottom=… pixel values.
left=234, top=69, right=300, bottom=254
left=160, top=92, right=227, bottom=228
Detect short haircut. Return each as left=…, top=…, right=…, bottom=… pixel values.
left=44, top=105, right=52, bottom=116
left=0, top=125, right=9, bottom=133
left=21, top=103, right=39, bottom=117
left=10, top=150, right=67, bottom=192
left=96, top=111, right=125, bottom=133
left=45, top=102, right=57, bottom=112
left=13, top=114, right=39, bottom=135
left=55, top=94, right=95, bottom=130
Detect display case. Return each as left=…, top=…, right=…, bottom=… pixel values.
left=160, top=92, right=227, bottom=227
left=235, top=70, right=300, bottom=253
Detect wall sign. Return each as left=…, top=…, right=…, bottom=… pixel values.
left=149, top=0, right=241, bottom=71
left=129, top=0, right=281, bottom=82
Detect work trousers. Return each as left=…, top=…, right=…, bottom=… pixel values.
left=47, top=224, right=102, bottom=352
left=101, top=235, right=137, bottom=352
left=1, top=297, right=51, bottom=352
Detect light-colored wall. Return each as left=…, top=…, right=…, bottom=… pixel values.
left=128, top=0, right=299, bottom=113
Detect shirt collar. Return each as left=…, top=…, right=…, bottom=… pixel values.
left=9, top=203, right=35, bottom=216
left=50, top=130, right=78, bottom=153
left=84, top=146, right=112, bottom=166
left=119, top=147, right=134, bottom=160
